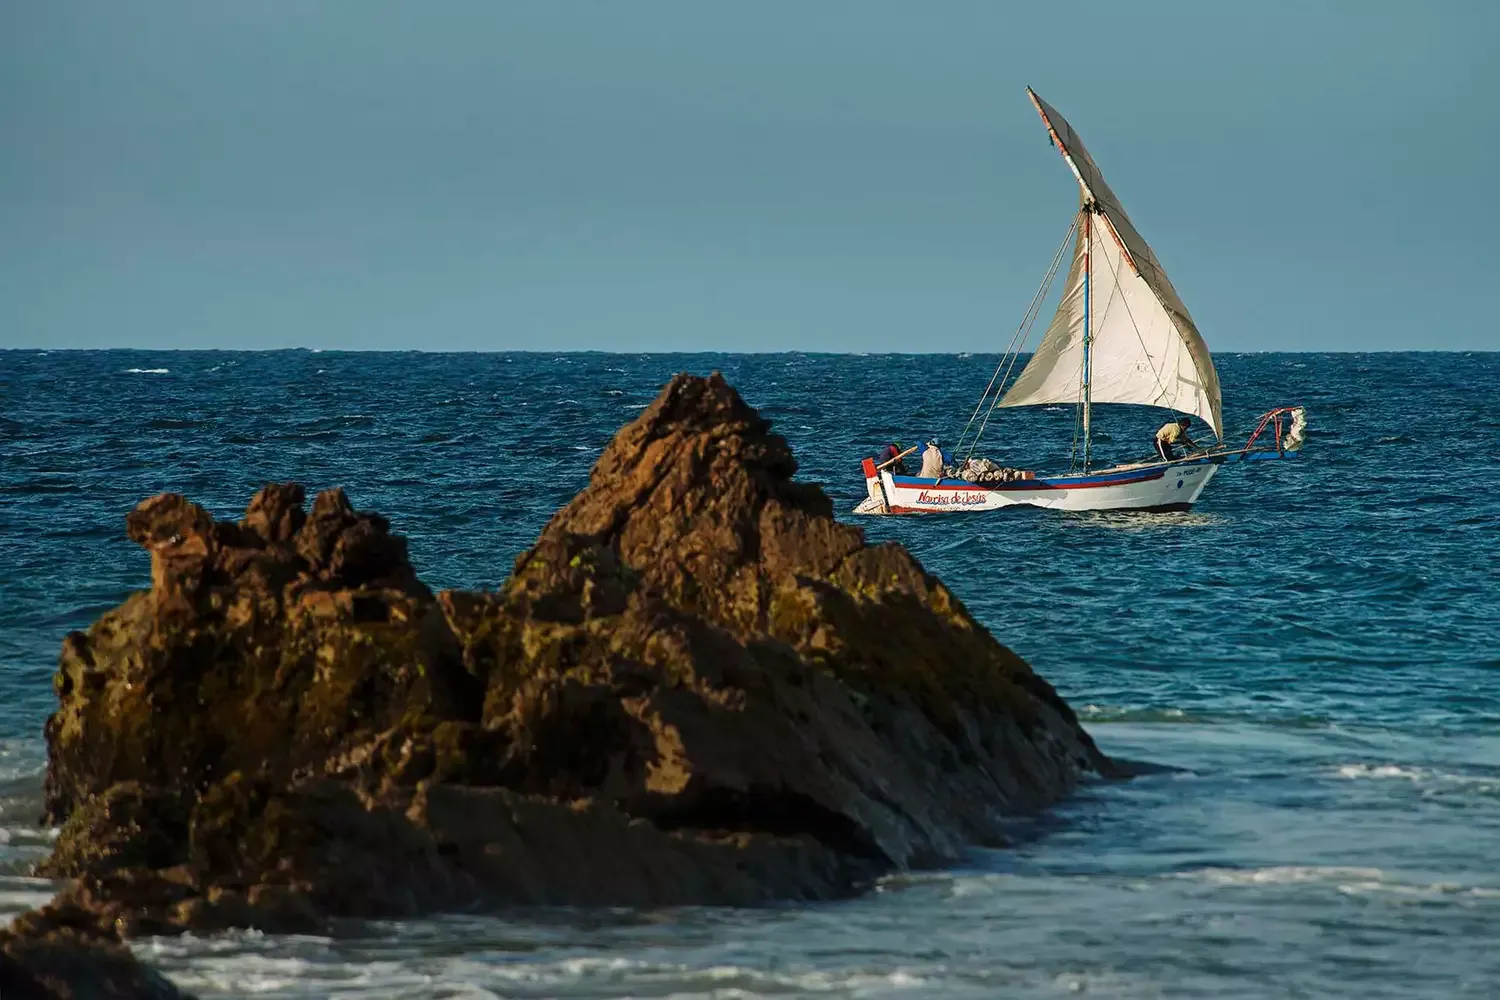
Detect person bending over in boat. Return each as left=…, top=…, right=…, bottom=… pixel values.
left=1154, top=417, right=1198, bottom=461
left=880, top=441, right=910, bottom=474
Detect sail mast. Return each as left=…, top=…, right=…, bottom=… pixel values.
left=1082, top=208, right=1092, bottom=470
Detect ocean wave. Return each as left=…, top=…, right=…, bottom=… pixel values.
left=1334, top=879, right=1500, bottom=901
left=147, top=418, right=210, bottom=430
left=0, top=480, right=81, bottom=494
left=1176, top=865, right=1500, bottom=902
left=142, top=950, right=325, bottom=994
left=0, top=877, right=58, bottom=922
left=149, top=946, right=939, bottom=997
left=1335, top=763, right=1424, bottom=780
left=122, top=368, right=169, bottom=374
left=1333, top=762, right=1500, bottom=795
left=1078, top=704, right=1205, bottom=724
left=1061, top=510, right=1228, bottom=530
left=1179, top=865, right=1385, bottom=886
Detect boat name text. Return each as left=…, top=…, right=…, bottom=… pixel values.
left=916, top=490, right=988, bottom=506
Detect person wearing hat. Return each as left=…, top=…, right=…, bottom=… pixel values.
left=919, top=439, right=945, bottom=479
left=1154, top=417, right=1198, bottom=461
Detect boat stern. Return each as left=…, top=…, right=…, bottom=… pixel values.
left=852, top=457, right=889, bottom=515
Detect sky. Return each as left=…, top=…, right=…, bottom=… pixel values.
left=2, top=1, right=1495, bottom=353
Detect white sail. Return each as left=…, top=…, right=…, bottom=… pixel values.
left=998, top=91, right=1223, bottom=440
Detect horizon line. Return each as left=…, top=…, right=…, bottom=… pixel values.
left=5, top=347, right=1496, bottom=357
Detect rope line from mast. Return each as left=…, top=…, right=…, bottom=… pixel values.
left=955, top=213, right=1078, bottom=464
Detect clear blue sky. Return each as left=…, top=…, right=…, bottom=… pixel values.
left=2, top=2, right=1494, bottom=352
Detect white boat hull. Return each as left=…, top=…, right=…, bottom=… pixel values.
left=855, top=458, right=1219, bottom=515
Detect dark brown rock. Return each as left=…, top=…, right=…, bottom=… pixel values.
left=0, top=907, right=194, bottom=999
left=242, top=481, right=306, bottom=543
left=28, top=372, right=1112, bottom=938
left=42, top=483, right=480, bottom=828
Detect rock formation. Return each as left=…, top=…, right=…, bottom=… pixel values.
left=27, top=372, right=1112, bottom=938
left=0, top=909, right=193, bottom=999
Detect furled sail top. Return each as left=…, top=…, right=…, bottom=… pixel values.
left=998, top=89, right=1223, bottom=440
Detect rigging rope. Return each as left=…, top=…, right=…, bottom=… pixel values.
left=955, top=214, right=1078, bottom=464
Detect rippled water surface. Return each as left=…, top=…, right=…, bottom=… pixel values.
left=2, top=350, right=1498, bottom=997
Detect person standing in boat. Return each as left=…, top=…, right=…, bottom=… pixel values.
left=1154, top=417, right=1198, bottom=461
left=919, top=440, right=945, bottom=479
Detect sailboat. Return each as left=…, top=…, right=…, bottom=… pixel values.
left=854, top=88, right=1304, bottom=515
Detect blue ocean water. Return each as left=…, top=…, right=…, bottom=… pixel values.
left=2, top=349, right=1498, bottom=998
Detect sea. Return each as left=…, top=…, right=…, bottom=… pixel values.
left=2, top=350, right=1498, bottom=998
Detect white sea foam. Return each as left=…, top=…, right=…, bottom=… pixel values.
left=1336, top=763, right=1424, bottom=780
left=1077, top=703, right=1194, bottom=724
left=1334, top=879, right=1482, bottom=900
left=1333, top=763, right=1500, bottom=795
left=1176, top=865, right=1500, bottom=903
left=1180, top=865, right=1386, bottom=886
left=466, top=956, right=932, bottom=991
left=124, top=367, right=170, bottom=374
left=1052, top=970, right=1160, bottom=997
left=0, top=878, right=61, bottom=921
left=144, top=940, right=938, bottom=998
